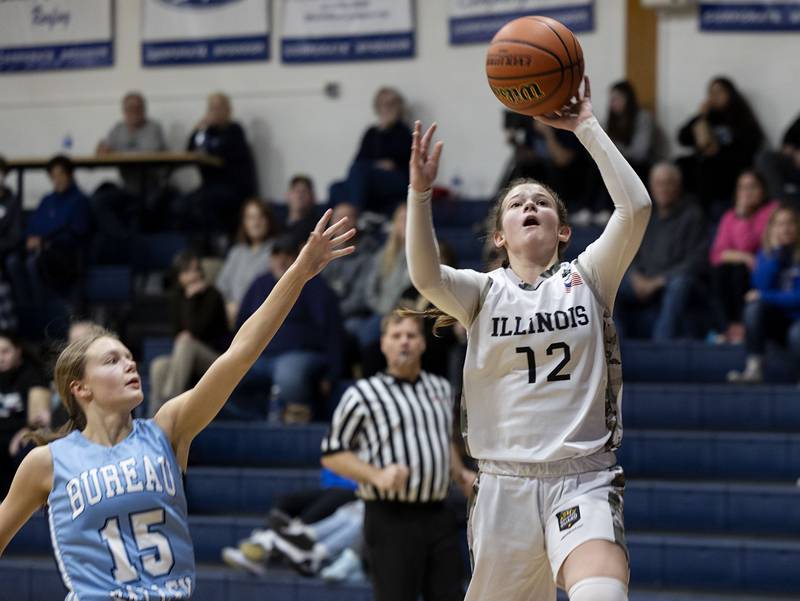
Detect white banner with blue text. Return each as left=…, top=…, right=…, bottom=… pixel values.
left=142, top=0, right=270, bottom=66
left=448, top=0, right=593, bottom=45
left=281, top=0, right=415, bottom=63
left=700, top=0, right=800, bottom=31
left=0, top=0, right=113, bottom=73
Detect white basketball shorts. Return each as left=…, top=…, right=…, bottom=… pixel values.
left=465, top=452, right=627, bottom=601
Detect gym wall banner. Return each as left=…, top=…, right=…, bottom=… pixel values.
left=281, top=0, right=415, bottom=63
left=0, top=0, right=113, bottom=72
left=448, top=0, right=594, bottom=45
left=142, top=0, right=270, bottom=66
left=700, top=1, right=800, bottom=31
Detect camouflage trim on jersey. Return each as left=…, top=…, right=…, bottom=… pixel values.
left=607, top=466, right=628, bottom=561
left=602, top=311, right=624, bottom=452
left=460, top=391, right=472, bottom=457
left=466, top=472, right=481, bottom=569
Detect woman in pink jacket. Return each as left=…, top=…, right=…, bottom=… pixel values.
left=709, top=169, right=778, bottom=342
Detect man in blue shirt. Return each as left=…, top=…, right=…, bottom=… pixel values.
left=234, top=235, right=343, bottom=422
left=5, top=155, right=91, bottom=335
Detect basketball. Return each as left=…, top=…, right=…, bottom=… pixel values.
left=486, top=16, right=585, bottom=116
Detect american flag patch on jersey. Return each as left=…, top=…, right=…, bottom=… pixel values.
left=563, top=270, right=583, bottom=293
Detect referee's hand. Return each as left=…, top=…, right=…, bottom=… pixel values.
left=371, top=464, right=410, bottom=493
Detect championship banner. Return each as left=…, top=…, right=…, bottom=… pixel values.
left=449, top=0, right=593, bottom=45
left=281, top=0, right=415, bottom=63
left=700, top=1, right=800, bottom=31
left=0, top=0, right=113, bottom=73
left=142, top=0, right=270, bottom=66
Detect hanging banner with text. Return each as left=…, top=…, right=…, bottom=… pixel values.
left=281, top=0, right=415, bottom=63
left=448, top=0, right=593, bottom=45
left=700, top=1, right=800, bottom=31
left=142, top=0, right=270, bottom=66
left=0, top=0, right=113, bottom=73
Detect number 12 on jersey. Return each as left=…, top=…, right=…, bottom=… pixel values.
left=515, top=342, right=571, bottom=383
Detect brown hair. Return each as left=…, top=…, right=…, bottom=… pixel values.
left=414, top=178, right=570, bottom=335
left=380, top=310, right=424, bottom=336
left=27, top=326, right=116, bottom=446
left=236, top=197, right=277, bottom=245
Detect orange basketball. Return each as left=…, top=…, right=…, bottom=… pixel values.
left=486, top=16, right=584, bottom=116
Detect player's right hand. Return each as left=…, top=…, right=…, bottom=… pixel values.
left=410, top=121, right=443, bottom=193
left=372, top=464, right=410, bottom=492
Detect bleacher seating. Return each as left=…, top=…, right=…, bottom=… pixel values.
left=4, top=201, right=800, bottom=601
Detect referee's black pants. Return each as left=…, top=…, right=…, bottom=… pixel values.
left=364, top=500, right=464, bottom=601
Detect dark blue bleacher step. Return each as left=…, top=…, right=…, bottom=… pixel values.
left=190, top=423, right=800, bottom=481
left=621, top=430, right=800, bottom=480
left=621, top=341, right=795, bottom=383
left=624, top=383, right=800, bottom=431
left=183, top=468, right=800, bottom=537
left=7, top=531, right=800, bottom=598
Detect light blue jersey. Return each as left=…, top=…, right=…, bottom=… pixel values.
left=48, top=419, right=195, bottom=600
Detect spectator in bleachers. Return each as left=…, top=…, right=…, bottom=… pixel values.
left=605, top=80, right=656, bottom=180
left=282, top=174, right=319, bottom=246
left=496, top=111, right=603, bottom=226
left=148, top=250, right=229, bottom=416
left=222, top=470, right=362, bottom=577
left=760, top=113, right=800, bottom=202
left=615, top=162, right=706, bottom=340
left=0, top=330, right=50, bottom=499
left=96, top=91, right=167, bottom=196
left=0, top=157, right=21, bottom=332
left=709, top=169, right=778, bottom=343
left=0, top=156, right=22, bottom=269
left=358, top=203, right=417, bottom=374
left=322, top=202, right=378, bottom=373
left=182, top=92, right=257, bottom=236
left=92, top=91, right=168, bottom=255
left=329, top=87, right=412, bottom=216
left=728, top=205, right=800, bottom=383
left=677, top=76, right=764, bottom=213
left=235, top=235, right=343, bottom=423
left=216, top=198, right=277, bottom=328
left=5, top=155, right=91, bottom=326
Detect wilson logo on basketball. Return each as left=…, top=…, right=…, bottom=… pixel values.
left=490, top=83, right=544, bottom=105
left=486, top=54, right=532, bottom=67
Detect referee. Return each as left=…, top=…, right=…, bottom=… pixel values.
left=321, top=312, right=473, bottom=601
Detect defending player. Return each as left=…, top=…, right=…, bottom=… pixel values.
left=0, top=211, right=354, bottom=600
left=406, top=77, right=651, bottom=601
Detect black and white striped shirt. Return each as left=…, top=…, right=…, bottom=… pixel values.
left=322, top=371, right=453, bottom=503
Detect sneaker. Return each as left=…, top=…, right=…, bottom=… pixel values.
left=272, top=530, right=319, bottom=576
left=240, top=530, right=276, bottom=563
left=726, top=366, right=763, bottom=384
left=321, top=548, right=362, bottom=582
left=267, top=509, right=292, bottom=533
left=222, top=547, right=266, bottom=576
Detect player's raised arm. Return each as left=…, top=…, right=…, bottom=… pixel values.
left=406, top=121, right=485, bottom=327
left=155, top=210, right=355, bottom=463
left=535, top=77, right=652, bottom=310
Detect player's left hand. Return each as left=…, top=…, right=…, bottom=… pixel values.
left=533, top=76, right=593, bottom=132
left=294, top=209, right=356, bottom=280
left=457, top=468, right=478, bottom=498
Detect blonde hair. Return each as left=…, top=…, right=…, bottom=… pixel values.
left=380, top=203, right=407, bottom=278
left=27, top=326, right=116, bottom=446
left=763, top=204, right=800, bottom=262
left=411, top=178, right=570, bottom=335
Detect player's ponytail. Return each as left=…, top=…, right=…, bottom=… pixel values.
left=27, top=326, right=115, bottom=446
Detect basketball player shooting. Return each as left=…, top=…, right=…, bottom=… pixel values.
left=405, top=76, right=652, bottom=601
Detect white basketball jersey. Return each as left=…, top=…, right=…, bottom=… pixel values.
left=462, top=261, right=623, bottom=463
